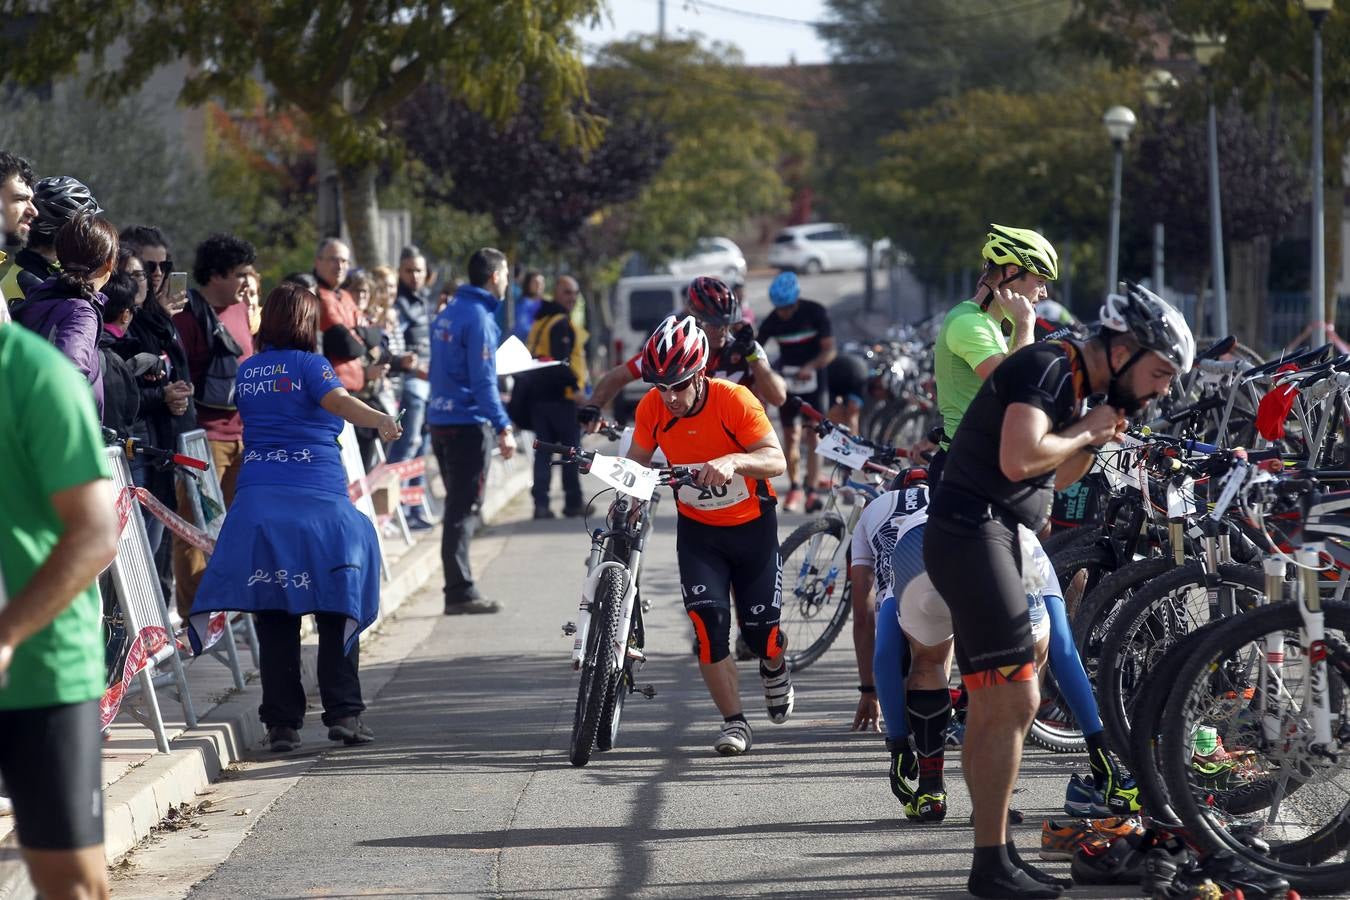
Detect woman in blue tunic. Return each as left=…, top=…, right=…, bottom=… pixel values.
left=190, top=282, right=403, bottom=753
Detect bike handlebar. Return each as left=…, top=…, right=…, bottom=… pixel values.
left=108, top=433, right=209, bottom=471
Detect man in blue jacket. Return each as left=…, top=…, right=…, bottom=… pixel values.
left=428, top=247, right=516, bottom=615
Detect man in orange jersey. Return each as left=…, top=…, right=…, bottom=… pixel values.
left=624, top=315, right=790, bottom=756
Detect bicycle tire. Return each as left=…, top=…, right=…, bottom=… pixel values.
left=569, top=567, right=624, bottom=767
left=1042, top=524, right=1103, bottom=558
left=1027, top=673, right=1086, bottom=753
left=1049, top=539, right=1117, bottom=621
left=1125, top=621, right=1222, bottom=820
left=1096, top=562, right=1263, bottom=767
left=780, top=514, right=851, bottom=672
left=598, top=597, right=642, bottom=753
left=1160, top=602, right=1350, bottom=893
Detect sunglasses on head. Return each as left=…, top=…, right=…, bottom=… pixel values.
left=654, top=375, right=696, bottom=394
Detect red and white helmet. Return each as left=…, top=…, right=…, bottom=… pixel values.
left=641, top=315, right=709, bottom=386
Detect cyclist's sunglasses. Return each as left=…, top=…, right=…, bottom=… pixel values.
left=654, top=375, right=696, bottom=394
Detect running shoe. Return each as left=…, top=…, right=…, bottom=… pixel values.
left=1036, top=694, right=1075, bottom=730
left=782, top=487, right=805, bottom=513
left=904, top=790, right=947, bottom=824
left=266, top=725, right=302, bottom=753
left=943, top=718, right=965, bottom=749
left=1064, top=772, right=1112, bottom=818
left=1040, top=817, right=1143, bottom=861
left=714, top=719, right=753, bottom=756
left=1069, top=834, right=1148, bottom=886
left=760, top=660, right=794, bottom=724
left=804, top=489, right=824, bottom=513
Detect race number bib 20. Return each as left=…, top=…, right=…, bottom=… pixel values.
left=676, top=475, right=751, bottom=511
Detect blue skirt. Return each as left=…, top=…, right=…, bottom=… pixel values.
left=189, top=484, right=382, bottom=655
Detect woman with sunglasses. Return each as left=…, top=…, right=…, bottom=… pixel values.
left=624, top=315, right=790, bottom=756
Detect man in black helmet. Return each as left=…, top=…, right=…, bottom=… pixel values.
left=923, top=283, right=1194, bottom=899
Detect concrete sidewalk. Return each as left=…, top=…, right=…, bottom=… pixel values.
left=0, top=445, right=535, bottom=900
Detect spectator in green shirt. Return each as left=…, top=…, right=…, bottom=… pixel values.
left=0, top=296, right=119, bottom=899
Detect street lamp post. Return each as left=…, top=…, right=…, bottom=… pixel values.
left=1304, top=0, right=1334, bottom=347
left=1103, top=106, right=1137, bottom=295
left=1195, top=34, right=1229, bottom=340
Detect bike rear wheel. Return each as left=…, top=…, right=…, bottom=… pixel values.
left=569, top=567, right=624, bottom=767
left=779, top=514, right=850, bottom=672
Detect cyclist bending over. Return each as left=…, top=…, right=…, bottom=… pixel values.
left=624, top=315, right=792, bottom=756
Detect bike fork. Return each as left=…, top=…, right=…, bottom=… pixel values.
left=1298, top=544, right=1333, bottom=751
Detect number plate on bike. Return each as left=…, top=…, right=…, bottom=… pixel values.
left=815, top=429, right=872, bottom=469
left=588, top=452, right=660, bottom=501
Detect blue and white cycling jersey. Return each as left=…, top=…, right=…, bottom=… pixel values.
left=849, top=484, right=930, bottom=611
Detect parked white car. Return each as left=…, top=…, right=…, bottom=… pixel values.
left=768, top=223, right=886, bottom=273
left=662, top=236, right=747, bottom=283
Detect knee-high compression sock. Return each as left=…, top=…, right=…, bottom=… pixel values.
left=906, top=688, right=951, bottom=794
left=1043, top=592, right=1104, bottom=735
left=873, top=597, right=909, bottom=742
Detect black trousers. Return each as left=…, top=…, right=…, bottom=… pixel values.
left=530, top=400, right=583, bottom=510
left=431, top=422, right=493, bottom=603
left=255, top=610, right=364, bottom=729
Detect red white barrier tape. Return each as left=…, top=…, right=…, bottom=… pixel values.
left=99, top=625, right=169, bottom=731
left=348, top=455, right=429, bottom=503
left=133, top=487, right=216, bottom=555
left=400, top=486, right=425, bottom=506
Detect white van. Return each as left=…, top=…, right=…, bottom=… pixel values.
left=606, top=274, right=689, bottom=419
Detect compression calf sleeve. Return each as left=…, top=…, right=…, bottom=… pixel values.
left=873, top=596, right=908, bottom=741
left=906, top=688, right=951, bottom=792
left=1043, top=592, right=1104, bottom=736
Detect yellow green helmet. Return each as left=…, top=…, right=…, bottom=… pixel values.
left=982, top=224, right=1059, bottom=281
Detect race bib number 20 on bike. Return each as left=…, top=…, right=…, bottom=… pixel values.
left=588, top=452, right=661, bottom=502
left=676, top=474, right=751, bottom=511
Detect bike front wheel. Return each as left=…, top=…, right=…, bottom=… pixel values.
left=779, top=514, right=850, bottom=672
left=569, top=567, right=624, bottom=767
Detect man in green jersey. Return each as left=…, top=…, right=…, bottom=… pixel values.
left=0, top=297, right=120, bottom=899
left=929, top=225, right=1058, bottom=484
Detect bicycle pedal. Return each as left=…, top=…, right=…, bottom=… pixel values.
left=626, top=646, right=646, bottom=662
left=637, top=684, right=658, bottom=699
left=561, top=621, right=577, bottom=636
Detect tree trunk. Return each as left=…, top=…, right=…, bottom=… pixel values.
left=338, top=163, right=384, bottom=269
left=1227, top=235, right=1272, bottom=351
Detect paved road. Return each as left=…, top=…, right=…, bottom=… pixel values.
left=110, top=270, right=1121, bottom=899
left=111, top=480, right=1123, bottom=900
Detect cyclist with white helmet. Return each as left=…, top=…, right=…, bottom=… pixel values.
left=923, top=283, right=1192, bottom=898
left=757, top=271, right=836, bottom=512
left=930, top=225, right=1058, bottom=483
left=624, top=315, right=792, bottom=756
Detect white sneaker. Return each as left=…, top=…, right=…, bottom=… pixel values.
left=760, top=660, right=794, bottom=724
left=714, top=719, right=753, bottom=755
left=0, top=794, right=12, bottom=816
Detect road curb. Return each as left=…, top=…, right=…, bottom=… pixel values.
left=0, top=452, right=533, bottom=900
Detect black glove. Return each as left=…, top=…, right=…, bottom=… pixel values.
left=577, top=404, right=602, bottom=426
left=728, top=322, right=756, bottom=357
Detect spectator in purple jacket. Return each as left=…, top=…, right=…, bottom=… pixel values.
left=12, top=213, right=119, bottom=417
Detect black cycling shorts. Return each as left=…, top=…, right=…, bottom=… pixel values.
left=677, top=506, right=783, bottom=663
left=826, top=354, right=869, bottom=407
left=922, top=508, right=1037, bottom=688
left=0, top=699, right=104, bottom=850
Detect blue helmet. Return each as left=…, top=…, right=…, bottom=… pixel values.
left=769, top=271, right=800, bottom=307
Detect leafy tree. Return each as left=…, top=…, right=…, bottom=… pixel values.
left=585, top=37, right=810, bottom=265
left=1123, top=90, right=1303, bottom=347
left=816, top=0, right=1076, bottom=225
left=393, top=81, right=670, bottom=263
left=1060, top=0, right=1350, bottom=319
left=856, top=68, right=1143, bottom=312
left=1, top=0, right=603, bottom=267
left=0, top=90, right=223, bottom=255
